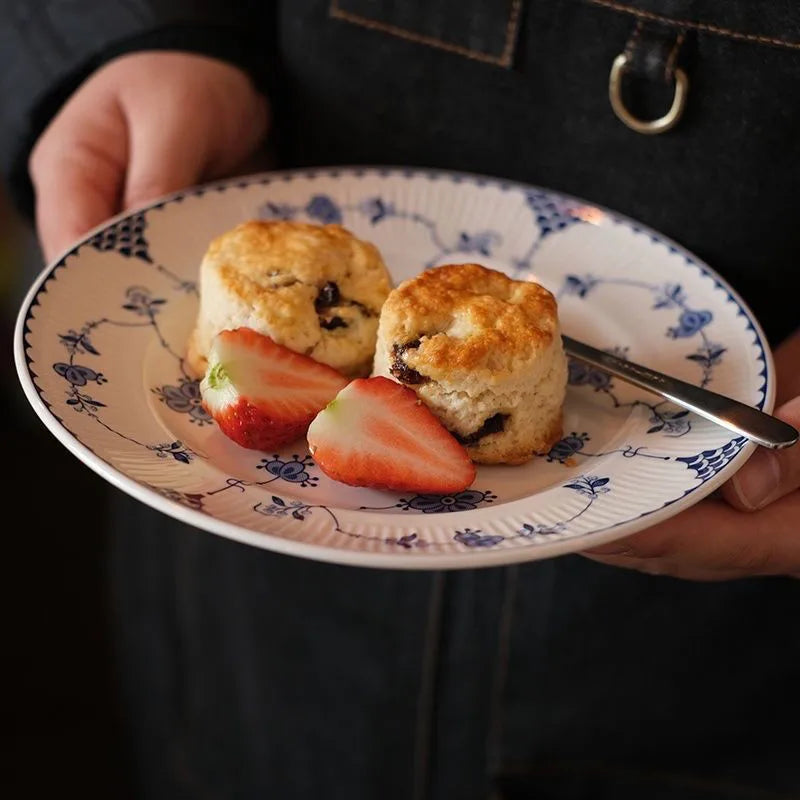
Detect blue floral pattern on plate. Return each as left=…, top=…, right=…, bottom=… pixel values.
left=16, top=167, right=771, bottom=569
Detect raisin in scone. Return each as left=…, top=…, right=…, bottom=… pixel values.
left=372, top=263, right=567, bottom=465
left=186, top=220, right=393, bottom=378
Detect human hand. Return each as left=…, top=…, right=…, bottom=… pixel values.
left=29, top=51, right=269, bottom=262
left=582, top=328, right=800, bottom=580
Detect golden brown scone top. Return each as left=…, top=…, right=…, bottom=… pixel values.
left=205, top=219, right=392, bottom=315
left=382, top=263, right=560, bottom=374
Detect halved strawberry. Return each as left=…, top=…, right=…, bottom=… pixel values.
left=307, top=376, right=476, bottom=493
left=200, top=328, right=349, bottom=450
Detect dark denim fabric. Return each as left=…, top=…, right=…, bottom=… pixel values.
left=274, top=0, right=800, bottom=345
left=110, top=497, right=800, bottom=800
left=103, top=2, right=800, bottom=799
left=331, top=0, right=521, bottom=65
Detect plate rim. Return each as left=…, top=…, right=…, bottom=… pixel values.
left=13, top=164, right=775, bottom=570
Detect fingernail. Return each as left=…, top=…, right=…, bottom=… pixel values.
left=731, top=448, right=781, bottom=510
left=583, top=542, right=635, bottom=556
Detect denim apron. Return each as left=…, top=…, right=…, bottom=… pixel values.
left=109, top=2, right=800, bottom=798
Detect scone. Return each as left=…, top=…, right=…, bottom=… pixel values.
left=187, top=220, right=393, bottom=378
left=372, top=263, right=567, bottom=465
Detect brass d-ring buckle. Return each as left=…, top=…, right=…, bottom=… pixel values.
left=609, top=53, right=688, bottom=135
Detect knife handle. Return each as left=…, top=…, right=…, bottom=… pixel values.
left=561, top=335, right=798, bottom=450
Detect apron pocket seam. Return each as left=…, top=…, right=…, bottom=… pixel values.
left=329, top=0, right=523, bottom=67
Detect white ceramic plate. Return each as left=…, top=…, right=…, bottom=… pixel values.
left=15, top=167, right=773, bottom=569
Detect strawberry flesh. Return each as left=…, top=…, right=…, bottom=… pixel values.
left=201, top=327, right=349, bottom=450
left=307, top=376, right=476, bottom=493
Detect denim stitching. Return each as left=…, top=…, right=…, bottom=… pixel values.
left=664, top=31, right=686, bottom=81
left=625, top=21, right=687, bottom=82
left=586, top=0, right=800, bottom=50
left=329, top=0, right=522, bottom=67
left=622, top=19, right=643, bottom=62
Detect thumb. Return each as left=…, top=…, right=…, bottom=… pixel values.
left=29, top=97, right=127, bottom=263
left=29, top=52, right=270, bottom=263
left=121, top=103, right=210, bottom=211
left=721, top=329, right=800, bottom=511
left=119, top=54, right=269, bottom=209
left=722, top=395, right=800, bottom=511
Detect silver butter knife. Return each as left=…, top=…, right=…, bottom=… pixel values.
left=562, top=335, right=798, bottom=450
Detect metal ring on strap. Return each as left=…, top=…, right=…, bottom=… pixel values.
left=608, top=53, right=688, bottom=135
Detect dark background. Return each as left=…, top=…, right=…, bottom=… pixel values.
left=3, top=190, right=132, bottom=796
